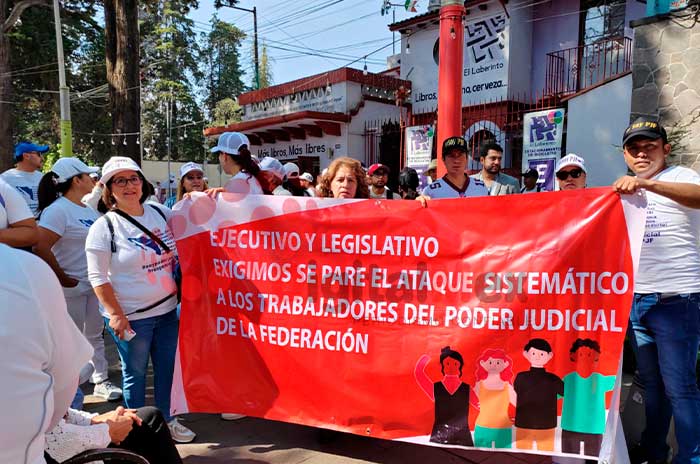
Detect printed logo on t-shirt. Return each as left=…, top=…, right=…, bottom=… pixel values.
left=128, top=235, right=163, bottom=255
left=17, top=186, right=35, bottom=199
left=78, top=219, right=95, bottom=228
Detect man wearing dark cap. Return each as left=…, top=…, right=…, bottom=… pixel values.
left=417, top=136, right=488, bottom=202
left=520, top=168, right=545, bottom=193
left=613, top=116, right=700, bottom=464
left=1, top=141, right=49, bottom=216
left=368, top=163, right=400, bottom=200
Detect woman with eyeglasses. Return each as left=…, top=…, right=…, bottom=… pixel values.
left=34, top=157, right=123, bottom=405
left=164, top=162, right=208, bottom=208
left=555, top=154, right=587, bottom=190
left=85, top=156, right=196, bottom=444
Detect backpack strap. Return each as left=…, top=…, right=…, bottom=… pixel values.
left=104, top=213, right=117, bottom=253
left=148, top=203, right=167, bottom=222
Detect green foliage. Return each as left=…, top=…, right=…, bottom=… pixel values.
left=258, top=42, right=273, bottom=89
left=210, top=98, right=242, bottom=127
left=202, top=16, right=246, bottom=117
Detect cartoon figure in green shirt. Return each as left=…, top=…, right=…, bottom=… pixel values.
left=561, top=338, right=616, bottom=457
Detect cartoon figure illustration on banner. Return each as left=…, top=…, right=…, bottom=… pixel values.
left=561, top=338, right=616, bottom=457
left=414, top=346, right=476, bottom=446
left=513, top=338, right=563, bottom=451
left=473, top=349, right=516, bottom=449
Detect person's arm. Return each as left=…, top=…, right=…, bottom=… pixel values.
left=86, top=248, right=131, bottom=339
left=613, top=176, right=700, bottom=209
left=414, top=355, right=435, bottom=401
left=34, top=227, right=78, bottom=287
left=45, top=419, right=112, bottom=463
left=508, top=382, right=517, bottom=406
left=0, top=217, right=38, bottom=247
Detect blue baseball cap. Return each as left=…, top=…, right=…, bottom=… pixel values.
left=14, top=141, right=49, bottom=161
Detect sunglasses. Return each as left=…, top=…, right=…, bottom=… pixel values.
left=112, top=175, right=143, bottom=187
left=556, top=168, right=584, bottom=180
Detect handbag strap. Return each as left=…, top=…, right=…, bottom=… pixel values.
left=112, top=208, right=171, bottom=254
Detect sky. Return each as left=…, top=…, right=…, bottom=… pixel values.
left=188, top=0, right=423, bottom=88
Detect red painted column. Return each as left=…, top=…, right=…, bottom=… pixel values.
left=436, top=0, right=465, bottom=177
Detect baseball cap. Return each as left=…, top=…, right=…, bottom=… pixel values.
left=283, top=162, right=300, bottom=178
left=442, top=136, right=468, bottom=155
left=300, top=172, right=314, bottom=183
left=211, top=132, right=250, bottom=155
left=180, top=162, right=203, bottom=178
left=14, top=141, right=49, bottom=160
left=100, top=156, right=143, bottom=184
left=522, top=168, right=539, bottom=178
left=556, top=154, right=587, bottom=173
left=259, top=157, right=286, bottom=181
left=425, top=159, right=438, bottom=173
left=51, top=157, right=100, bottom=183
left=368, top=163, right=389, bottom=176
left=622, top=117, right=668, bottom=146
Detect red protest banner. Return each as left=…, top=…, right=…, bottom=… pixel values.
left=169, top=188, right=644, bottom=460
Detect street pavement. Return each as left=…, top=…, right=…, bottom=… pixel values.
left=81, top=336, right=587, bottom=464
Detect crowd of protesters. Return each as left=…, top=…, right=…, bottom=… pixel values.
left=1, top=115, right=699, bottom=464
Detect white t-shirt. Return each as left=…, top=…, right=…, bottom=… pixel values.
left=636, top=165, right=700, bottom=293
left=0, top=245, right=93, bottom=464
left=422, top=175, right=489, bottom=199
left=0, top=168, right=44, bottom=216
left=306, top=187, right=318, bottom=197
left=369, top=187, right=401, bottom=200
left=0, top=177, right=33, bottom=229
left=85, top=204, right=178, bottom=320
left=39, top=197, right=100, bottom=290
left=224, top=171, right=264, bottom=195
left=272, top=185, right=292, bottom=196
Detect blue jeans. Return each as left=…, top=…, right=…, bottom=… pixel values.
left=629, top=293, right=700, bottom=464
left=106, top=309, right=179, bottom=422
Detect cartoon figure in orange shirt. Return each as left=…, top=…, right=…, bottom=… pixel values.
left=473, top=348, right=516, bottom=449
left=415, top=346, right=477, bottom=447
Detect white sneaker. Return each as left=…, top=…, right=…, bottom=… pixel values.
left=220, top=413, right=246, bottom=421
left=93, top=380, right=123, bottom=401
left=167, top=418, right=196, bottom=443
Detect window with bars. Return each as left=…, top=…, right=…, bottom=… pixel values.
left=580, top=0, right=627, bottom=45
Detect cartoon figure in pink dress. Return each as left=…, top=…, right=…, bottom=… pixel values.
left=473, top=349, right=516, bottom=448
left=415, top=346, right=476, bottom=446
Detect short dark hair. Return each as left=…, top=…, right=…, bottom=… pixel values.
left=569, top=338, right=601, bottom=354
left=524, top=338, right=552, bottom=353
left=439, top=346, right=464, bottom=376
left=480, top=142, right=503, bottom=159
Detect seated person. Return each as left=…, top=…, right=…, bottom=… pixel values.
left=45, top=405, right=182, bottom=464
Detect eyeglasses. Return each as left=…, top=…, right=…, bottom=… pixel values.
left=555, top=169, right=584, bottom=180
left=111, top=175, right=143, bottom=187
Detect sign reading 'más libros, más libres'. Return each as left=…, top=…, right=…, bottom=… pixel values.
left=256, top=139, right=343, bottom=161
left=407, top=13, right=510, bottom=114
left=243, top=85, right=347, bottom=121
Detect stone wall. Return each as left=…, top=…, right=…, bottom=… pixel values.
left=631, top=7, right=700, bottom=168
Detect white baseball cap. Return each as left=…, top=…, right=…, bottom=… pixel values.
left=100, top=156, right=143, bottom=184
left=556, top=153, right=587, bottom=173
left=283, top=162, right=300, bottom=178
left=300, top=172, right=314, bottom=183
left=211, top=132, right=250, bottom=155
left=180, top=162, right=204, bottom=178
left=51, top=157, right=100, bottom=183
left=259, top=157, right=286, bottom=181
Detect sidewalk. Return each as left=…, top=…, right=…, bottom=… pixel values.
left=81, top=337, right=567, bottom=464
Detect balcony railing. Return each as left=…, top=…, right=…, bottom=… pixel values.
left=545, top=36, right=632, bottom=97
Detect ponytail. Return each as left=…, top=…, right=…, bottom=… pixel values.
left=237, top=145, right=260, bottom=177
left=37, top=172, right=72, bottom=216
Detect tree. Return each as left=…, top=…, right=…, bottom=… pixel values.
left=140, top=0, right=203, bottom=163
left=202, top=16, right=246, bottom=118
left=0, top=0, right=51, bottom=172
left=210, top=97, right=241, bottom=128
left=258, top=42, right=273, bottom=89
left=104, top=0, right=141, bottom=163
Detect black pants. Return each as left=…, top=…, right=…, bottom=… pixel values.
left=561, top=429, right=603, bottom=457
left=45, top=406, right=182, bottom=463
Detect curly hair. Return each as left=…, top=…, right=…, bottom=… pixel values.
left=318, top=157, right=369, bottom=198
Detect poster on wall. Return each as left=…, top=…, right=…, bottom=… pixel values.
left=408, top=13, right=509, bottom=114
left=522, top=108, right=565, bottom=190
left=405, top=125, right=434, bottom=190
